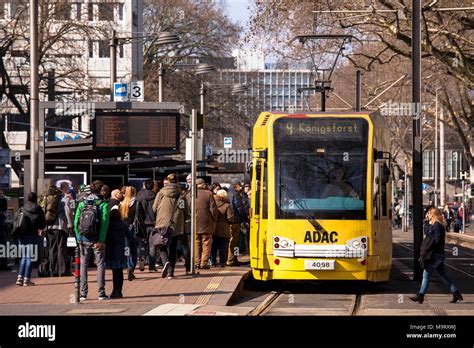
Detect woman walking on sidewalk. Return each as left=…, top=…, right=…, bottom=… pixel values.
left=15, top=192, right=46, bottom=286
left=410, top=206, right=463, bottom=304
left=105, top=190, right=128, bottom=298
left=120, top=186, right=139, bottom=281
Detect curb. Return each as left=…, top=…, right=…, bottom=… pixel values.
left=446, top=232, right=474, bottom=249
left=225, top=270, right=251, bottom=306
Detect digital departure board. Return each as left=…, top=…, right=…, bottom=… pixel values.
left=93, top=112, right=179, bottom=151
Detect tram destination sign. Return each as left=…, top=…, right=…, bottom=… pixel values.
left=93, top=111, right=179, bottom=152
left=276, top=117, right=366, bottom=141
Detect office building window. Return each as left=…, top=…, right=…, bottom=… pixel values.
left=88, top=40, right=94, bottom=58
left=10, top=0, right=28, bottom=20
left=119, top=44, right=124, bottom=58
left=98, top=3, right=114, bottom=21
left=53, top=3, right=71, bottom=20
left=88, top=3, right=93, bottom=21
left=98, top=40, right=109, bottom=58
left=75, top=3, right=81, bottom=20
left=118, top=3, right=124, bottom=21
left=423, top=150, right=433, bottom=179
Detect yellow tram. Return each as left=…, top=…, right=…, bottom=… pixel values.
left=249, top=111, right=392, bottom=282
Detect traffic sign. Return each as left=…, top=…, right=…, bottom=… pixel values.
left=421, top=183, right=428, bottom=190
left=205, top=145, right=213, bottom=156
left=460, top=170, right=468, bottom=180
left=224, top=137, right=232, bottom=149
left=130, top=81, right=144, bottom=102
left=114, top=82, right=128, bottom=102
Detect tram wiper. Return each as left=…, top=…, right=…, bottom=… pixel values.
left=277, top=158, right=328, bottom=233
left=279, top=182, right=327, bottom=233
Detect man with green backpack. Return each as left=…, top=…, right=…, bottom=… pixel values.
left=74, top=180, right=110, bottom=301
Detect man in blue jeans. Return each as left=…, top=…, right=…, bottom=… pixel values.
left=16, top=192, right=46, bottom=286
left=74, top=181, right=109, bottom=301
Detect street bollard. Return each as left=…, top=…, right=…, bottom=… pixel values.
left=74, top=245, right=80, bottom=304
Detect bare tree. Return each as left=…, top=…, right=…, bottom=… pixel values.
left=248, top=0, right=474, bottom=172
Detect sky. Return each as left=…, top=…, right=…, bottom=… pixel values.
left=224, top=0, right=253, bottom=27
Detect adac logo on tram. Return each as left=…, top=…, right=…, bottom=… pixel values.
left=304, top=230, right=338, bottom=243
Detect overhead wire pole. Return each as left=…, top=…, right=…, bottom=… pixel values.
left=109, top=30, right=117, bottom=101
left=355, top=70, right=361, bottom=111
left=412, top=0, right=423, bottom=281
left=190, top=109, right=198, bottom=275
left=29, top=0, right=39, bottom=194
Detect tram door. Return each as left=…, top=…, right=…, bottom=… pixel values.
left=251, top=156, right=268, bottom=270
left=373, top=161, right=391, bottom=255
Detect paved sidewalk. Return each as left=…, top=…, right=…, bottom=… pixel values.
left=0, top=258, right=250, bottom=316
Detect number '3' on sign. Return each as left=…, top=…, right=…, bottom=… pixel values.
left=130, top=81, right=144, bottom=102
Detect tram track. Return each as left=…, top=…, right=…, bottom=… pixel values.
left=248, top=292, right=282, bottom=316
left=395, top=242, right=474, bottom=278
left=248, top=291, right=363, bottom=316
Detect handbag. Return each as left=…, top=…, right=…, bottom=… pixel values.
left=149, top=198, right=179, bottom=248
left=150, top=226, right=172, bottom=248
left=132, top=201, right=147, bottom=239
left=418, top=235, right=434, bottom=269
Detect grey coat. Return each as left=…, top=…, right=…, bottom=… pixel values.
left=49, top=193, right=74, bottom=233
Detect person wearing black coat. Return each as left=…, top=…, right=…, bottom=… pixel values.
left=226, top=180, right=248, bottom=266
left=0, top=190, right=9, bottom=270
left=105, top=190, right=128, bottom=299
left=16, top=192, right=46, bottom=286
left=136, top=179, right=157, bottom=272
left=410, top=206, right=463, bottom=304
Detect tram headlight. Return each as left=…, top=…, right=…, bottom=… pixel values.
left=280, top=240, right=289, bottom=248
left=351, top=240, right=361, bottom=249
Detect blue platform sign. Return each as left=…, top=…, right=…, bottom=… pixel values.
left=0, top=149, right=9, bottom=165
left=224, top=137, right=232, bottom=149
left=114, top=83, right=128, bottom=102
left=0, top=166, right=10, bottom=189
left=422, top=183, right=428, bottom=190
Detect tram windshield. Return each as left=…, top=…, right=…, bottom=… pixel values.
left=274, top=117, right=369, bottom=220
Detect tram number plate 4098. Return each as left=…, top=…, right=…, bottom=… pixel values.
left=304, top=260, right=335, bottom=270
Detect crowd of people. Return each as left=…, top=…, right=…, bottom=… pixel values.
left=9, top=175, right=251, bottom=300
left=392, top=200, right=472, bottom=232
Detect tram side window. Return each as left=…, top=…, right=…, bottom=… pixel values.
left=255, top=162, right=261, bottom=215
left=380, top=163, right=390, bottom=218
left=263, top=163, right=268, bottom=219
left=373, top=163, right=380, bottom=219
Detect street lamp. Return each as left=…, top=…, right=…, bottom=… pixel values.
left=195, top=64, right=216, bottom=171
left=109, top=31, right=182, bottom=101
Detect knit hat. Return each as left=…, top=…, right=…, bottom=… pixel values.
left=196, top=178, right=205, bottom=185
left=216, top=189, right=228, bottom=199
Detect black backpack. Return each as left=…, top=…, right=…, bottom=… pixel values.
left=11, top=208, right=31, bottom=238
left=78, top=200, right=102, bottom=239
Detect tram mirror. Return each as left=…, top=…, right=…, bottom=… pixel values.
left=381, top=163, right=390, bottom=185
left=253, top=149, right=267, bottom=159
left=374, top=149, right=391, bottom=162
